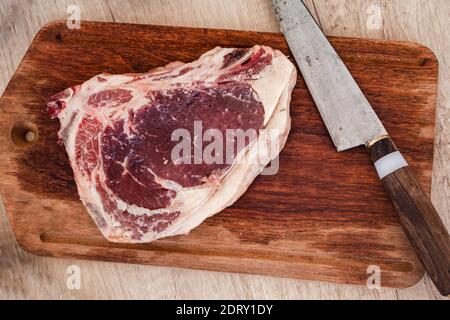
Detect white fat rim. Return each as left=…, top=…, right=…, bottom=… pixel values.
left=374, top=151, right=409, bottom=180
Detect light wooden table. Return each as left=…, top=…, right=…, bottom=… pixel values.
left=0, top=0, right=448, bottom=300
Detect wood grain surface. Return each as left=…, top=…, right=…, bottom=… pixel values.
left=0, top=0, right=449, bottom=300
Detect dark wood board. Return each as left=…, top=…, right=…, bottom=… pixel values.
left=0, top=21, right=439, bottom=288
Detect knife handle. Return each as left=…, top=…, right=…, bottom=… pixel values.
left=368, top=136, right=450, bottom=295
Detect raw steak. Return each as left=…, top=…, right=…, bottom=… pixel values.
left=48, top=45, right=297, bottom=243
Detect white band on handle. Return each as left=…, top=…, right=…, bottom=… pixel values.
left=374, top=151, right=409, bottom=179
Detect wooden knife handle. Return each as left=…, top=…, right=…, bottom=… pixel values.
left=368, top=137, right=450, bottom=295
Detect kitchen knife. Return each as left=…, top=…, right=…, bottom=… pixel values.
left=271, top=0, right=450, bottom=295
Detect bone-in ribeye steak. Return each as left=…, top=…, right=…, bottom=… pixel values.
left=48, top=46, right=297, bottom=243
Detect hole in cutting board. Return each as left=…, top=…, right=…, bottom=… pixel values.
left=11, top=121, right=39, bottom=147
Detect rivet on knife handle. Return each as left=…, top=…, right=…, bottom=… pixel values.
left=369, top=137, right=450, bottom=295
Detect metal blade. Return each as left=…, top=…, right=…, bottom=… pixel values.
left=271, top=0, right=387, bottom=151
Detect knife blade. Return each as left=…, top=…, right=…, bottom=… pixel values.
left=273, top=0, right=387, bottom=152
left=271, top=0, right=450, bottom=295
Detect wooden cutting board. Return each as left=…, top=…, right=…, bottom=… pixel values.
left=0, top=21, right=438, bottom=289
